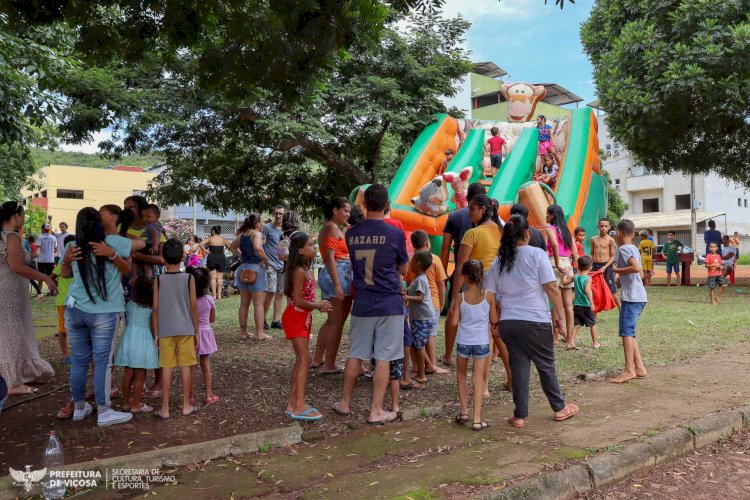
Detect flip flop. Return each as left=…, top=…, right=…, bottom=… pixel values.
left=290, top=408, right=323, bottom=421
left=332, top=402, right=350, bottom=417
left=154, top=410, right=171, bottom=420
left=131, top=403, right=154, bottom=414
left=566, top=346, right=582, bottom=351
left=553, top=403, right=579, bottom=422
left=366, top=411, right=398, bottom=426
left=472, top=420, right=490, bottom=431
left=508, top=416, right=526, bottom=428
left=143, top=389, right=162, bottom=398
left=182, top=405, right=199, bottom=417
left=285, top=410, right=293, bottom=416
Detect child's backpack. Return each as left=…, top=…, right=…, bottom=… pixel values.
left=276, top=231, right=298, bottom=262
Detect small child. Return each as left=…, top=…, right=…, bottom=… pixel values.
left=404, top=251, right=435, bottom=387
left=704, top=242, right=725, bottom=305
left=567, top=256, right=601, bottom=350
left=485, top=127, right=508, bottom=177
left=408, top=230, right=448, bottom=375
left=533, top=152, right=559, bottom=187
left=137, top=204, right=163, bottom=278
left=187, top=266, right=220, bottom=406
left=153, top=239, right=200, bottom=419
left=448, top=260, right=498, bottom=431
left=611, top=219, right=648, bottom=384
left=638, top=231, right=654, bottom=286
left=574, top=227, right=586, bottom=258
left=282, top=232, right=331, bottom=420
left=51, top=234, right=76, bottom=363
left=536, top=115, right=561, bottom=167
left=115, top=275, right=159, bottom=413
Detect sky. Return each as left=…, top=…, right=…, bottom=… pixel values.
left=440, top=0, right=596, bottom=114
left=62, top=0, right=596, bottom=154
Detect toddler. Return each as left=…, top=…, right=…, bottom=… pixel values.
left=404, top=251, right=435, bottom=386
left=567, top=256, right=601, bottom=349
left=137, top=204, right=163, bottom=278
left=704, top=242, right=724, bottom=304
left=534, top=152, right=559, bottom=187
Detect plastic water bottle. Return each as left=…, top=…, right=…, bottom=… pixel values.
left=42, top=431, right=66, bottom=499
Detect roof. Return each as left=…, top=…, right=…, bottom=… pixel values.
left=111, top=166, right=145, bottom=172
left=626, top=211, right=726, bottom=230
left=472, top=62, right=508, bottom=79
left=535, top=83, right=583, bottom=106
left=587, top=99, right=602, bottom=110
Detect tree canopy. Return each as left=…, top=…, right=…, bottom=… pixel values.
left=581, top=0, right=750, bottom=185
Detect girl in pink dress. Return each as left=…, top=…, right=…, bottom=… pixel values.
left=188, top=266, right=219, bottom=406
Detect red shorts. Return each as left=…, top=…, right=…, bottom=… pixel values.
left=538, top=139, right=554, bottom=155
left=282, top=306, right=312, bottom=339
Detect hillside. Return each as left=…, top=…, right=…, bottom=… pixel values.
left=31, top=148, right=163, bottom=169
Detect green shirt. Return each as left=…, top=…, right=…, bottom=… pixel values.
left=573, top=274, right=591, bottom=307
left=662, top=240, right=683, bottom=264
left=52, top=262, right=72, bottom=307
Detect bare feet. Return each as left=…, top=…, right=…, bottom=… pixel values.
left=426, top=366, right=450, bottom=375
left=593, top=342, right=602, bottom=349
left=635, top=368, right=648, bottom=378
left=609, top=371, right=637, bottom=384
left=8, top=384, right=39, bottom=396
left=483, top=391, right=491, bottom=399
left=256, top=333, right=272, bottom=341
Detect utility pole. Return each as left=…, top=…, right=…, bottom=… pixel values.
left=191, top=197, right=197, bottom=235
left=690, top=174, right=697, bottom=260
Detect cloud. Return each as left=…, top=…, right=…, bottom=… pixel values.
left=441, top=0, right=551, bottom=22
left=59, top=130, right=114, bottom=155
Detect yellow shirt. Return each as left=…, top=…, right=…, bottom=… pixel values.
left=639, top=239, right=654, bottom=261
left=460, top=223, right=501, bottom=271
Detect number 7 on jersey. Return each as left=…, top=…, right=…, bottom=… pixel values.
left=355, top=249, right=376, bottom=285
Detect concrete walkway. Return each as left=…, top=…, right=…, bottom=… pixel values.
left=89, top=345, right=750, bottom=499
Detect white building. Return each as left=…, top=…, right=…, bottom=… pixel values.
left=591, top=101, right=750, bottom=250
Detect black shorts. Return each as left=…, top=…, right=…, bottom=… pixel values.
left=592, top=262, right=617, bottom=294
left=490, top=153, right=503, bottom=168
left=573, top=305, right=596, bottom=327
left=38, top=262, right=54, bottom=276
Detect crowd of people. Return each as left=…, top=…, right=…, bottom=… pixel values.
left=0, top=185, right=743, bottom=428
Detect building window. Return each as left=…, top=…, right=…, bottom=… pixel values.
left=739, top=198, right=743, bottom=207
left=614, top=142, right=620, bottom=149
left=746, top=199, right=748, bottom=208
left=615, top=179, right=621, bottom=192
left=56, top=189, right=84, bottom=200
left=642, top=198, right=660, bottom=213
left=606, top=144, right=611, bottom=150
left=675, top=194, right=690, bottom=210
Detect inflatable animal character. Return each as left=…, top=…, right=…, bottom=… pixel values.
left=442, top=166, right=473, bottom=209
left=411, top=176, right=449, bottom=216
left=501, top=83, right=547, bottom=122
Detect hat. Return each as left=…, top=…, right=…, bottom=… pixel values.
left=43, top=224, right=51, bottom=230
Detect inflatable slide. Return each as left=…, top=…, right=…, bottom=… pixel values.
left=350, top=106, right=607, bottom=258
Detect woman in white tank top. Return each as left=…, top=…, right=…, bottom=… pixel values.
left=447, top=260, right=498, bottom=431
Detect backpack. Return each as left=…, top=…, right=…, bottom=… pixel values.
left=277, top=231, right=298, bottom=262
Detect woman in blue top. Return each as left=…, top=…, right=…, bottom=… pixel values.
left=230, top=213, right=271, bottom=340
left=62, top=206, right=145, bottom=427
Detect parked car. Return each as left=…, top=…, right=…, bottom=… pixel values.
left=652, top=245, right=701, bottom=265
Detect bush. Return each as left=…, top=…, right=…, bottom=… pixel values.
left=162, top=217, right=194, bottom=243
left=737, top=255, right=750, bottom=266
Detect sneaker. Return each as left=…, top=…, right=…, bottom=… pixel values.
left=264, top=320, right=270, bottom=330
left=270, top=321, right=282, bottom=330
left=97, top=408, right=133, bottom=427
left=73, top=402, right=93, bottom=421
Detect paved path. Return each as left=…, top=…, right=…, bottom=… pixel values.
left=89, top=345, right=750, bottom=499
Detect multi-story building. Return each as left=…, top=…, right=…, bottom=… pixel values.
left=591, top=101, right=750, bottom=249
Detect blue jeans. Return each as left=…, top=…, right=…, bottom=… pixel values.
left=65, top=307, right=119, bottom=408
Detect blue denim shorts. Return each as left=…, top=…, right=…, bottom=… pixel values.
left=318, top=260, right=353, bottom=299
left=235, top=263, right=267, bottom=292
left=456, top=343, right=491, bottom=359
left=666, top=262, right=680, bottom=274
left=619, top=301, right=646, bottom=337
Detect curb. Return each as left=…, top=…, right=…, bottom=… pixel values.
left=0, top=425, right=302, bottom=499
left=479, top=403, right=750, bottom=499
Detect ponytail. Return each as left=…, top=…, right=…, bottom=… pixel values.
left=498, top=214, right=529, bottom=273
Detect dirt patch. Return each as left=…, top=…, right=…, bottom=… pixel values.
left=579, top=428, right=750, bottom=499
left=0, top=318, right=500, bottom=471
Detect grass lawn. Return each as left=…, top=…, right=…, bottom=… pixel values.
left=30, top=274, right=750, bottom=382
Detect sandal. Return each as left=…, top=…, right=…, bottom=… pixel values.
left=553, top=403, right=579, bottom=422
left=143, top=389, right=162, bottom=399
left=290, top=408, right=323, bottom=421
left=182, top=405, right=199, bottom=417
left=367, top=411, right=398, bottom=426
left=154, top=410, right=171, bottom=420
left=472, top=420, right=490, bottom=431
left=131, top=403, right=154, bottom=414
left=399, top=380, right=425, bottom=390
left=508, top=416, right=526, bottom=428
left=455, top=413, right=470, bottom=424
left=57, top=401, right=75, bottom=419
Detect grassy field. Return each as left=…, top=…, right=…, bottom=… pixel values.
left=30, top=275, right=750, bottom=381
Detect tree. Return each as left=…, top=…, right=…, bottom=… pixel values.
left=581, top=0, right=750, bottom=185
left=602, top=171, right=629, bottom=223
left=130, top=12, right=472, bottom=216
